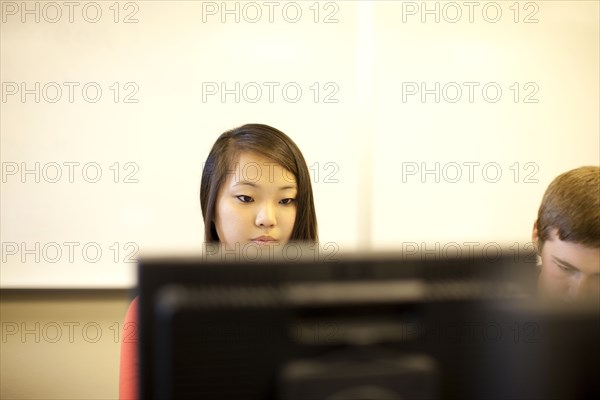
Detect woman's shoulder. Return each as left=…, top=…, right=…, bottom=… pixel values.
left=120, top=295, right=139, bottom=400
left=123, top=296, right=139, bottom=324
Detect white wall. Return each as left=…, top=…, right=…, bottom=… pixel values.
left=1, top=1, right=598, bottom=288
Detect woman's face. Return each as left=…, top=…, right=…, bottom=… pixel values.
left=214, top=152, right=297, bottom=250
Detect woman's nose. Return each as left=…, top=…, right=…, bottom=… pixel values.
left=255, top=202, right=276, bottom=227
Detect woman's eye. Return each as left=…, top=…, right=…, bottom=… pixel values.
left=236, top=195, right=254, bottom=203
left=280, top=198, right=295, bottom=205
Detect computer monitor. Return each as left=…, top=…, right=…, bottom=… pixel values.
left=137, top=250, right=598, bottom=400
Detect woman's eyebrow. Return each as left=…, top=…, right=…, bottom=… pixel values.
left=232, top=180, right=257, bottom=188
left=552, top=256, right=580, bottom=271
left=231, top=181, right=296, bottom=191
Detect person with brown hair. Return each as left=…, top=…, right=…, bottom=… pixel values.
left=532, top=166, right=600, bottom=303
left=119, top=124, right=318, bottom=399
left=200, top=123, right=318, bottom=246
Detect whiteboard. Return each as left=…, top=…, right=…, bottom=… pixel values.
left=1, top=1, right=598, bottom=288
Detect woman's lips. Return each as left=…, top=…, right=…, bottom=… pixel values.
left=251, top=236, right=277, bottom=245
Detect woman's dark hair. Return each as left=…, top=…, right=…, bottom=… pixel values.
left=200, top=123, right=318, bottom=243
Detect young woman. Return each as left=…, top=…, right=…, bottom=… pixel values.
left=119, top=123, right=318, bottom=399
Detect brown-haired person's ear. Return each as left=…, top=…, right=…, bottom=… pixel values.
left=532, top=220, right=540, bottom=255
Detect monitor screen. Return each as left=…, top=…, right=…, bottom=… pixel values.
left=137, top=250, right=598, bottom=400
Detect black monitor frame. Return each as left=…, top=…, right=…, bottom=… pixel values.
left=137, top=252, right=597, bottom=400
